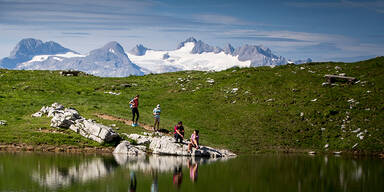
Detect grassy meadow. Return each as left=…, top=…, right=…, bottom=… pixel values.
left=0, top=57, right=383, bottom=154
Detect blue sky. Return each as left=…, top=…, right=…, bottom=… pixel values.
left=0, top=0, right=383, bottom=61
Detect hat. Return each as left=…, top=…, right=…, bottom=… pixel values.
left=157, top=104, right=160, bottom=108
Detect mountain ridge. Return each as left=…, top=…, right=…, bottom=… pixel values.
left=0, top=38, right=76, bottom=69
left=0, top=37, right=312, bottom=76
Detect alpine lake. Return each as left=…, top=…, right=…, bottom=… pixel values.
left=0, top=152, right=382, bottom=192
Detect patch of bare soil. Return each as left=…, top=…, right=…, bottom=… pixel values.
left=96, top=113, right=154, bottom=131
left=95, top=113, right=171, bottom=135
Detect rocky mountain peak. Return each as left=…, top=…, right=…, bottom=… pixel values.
left=129, top=44, right=149, bottom=56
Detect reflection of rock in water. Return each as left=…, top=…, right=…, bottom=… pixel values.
left=32, top=157, right=118, bottom=189
left=113, top=154, right=230, bottom=173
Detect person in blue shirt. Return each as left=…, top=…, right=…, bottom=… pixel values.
left=153, top=104, right=161, bottom=131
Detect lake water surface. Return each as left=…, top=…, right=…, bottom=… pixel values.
left=0, top=152, right=382, bottom=191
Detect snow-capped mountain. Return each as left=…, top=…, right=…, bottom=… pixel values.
left=0, top=38, right=75, bottom=69
left=0, top=37, right=312, bottom=77
left=129, top=44, right=150, bottom=56
left=292, top=58, right=313, bottom=64
left=3, top=39, right=143, bottom=77
left=127, top=37, right=290, bottom=74
left=127, top=40, right=251, bottom=74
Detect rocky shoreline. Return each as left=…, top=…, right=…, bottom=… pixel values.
left=30, top=103, right=237, bottom=158
left=114, top=133, right=237, bottom=158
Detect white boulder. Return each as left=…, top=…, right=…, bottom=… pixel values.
left=33, top=103, right=120, bottom=143
left=122, top=133, right=236, bottom=158
left=113, top=141, right=146, bottom=156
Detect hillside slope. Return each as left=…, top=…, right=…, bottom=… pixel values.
left=0, top=57, right=383, bottom=154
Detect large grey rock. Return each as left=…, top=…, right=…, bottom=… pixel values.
left=123, top=133, right=236, bottom=158
left=126, top=133, right=152, bottom=145
left=33, top=103, right=120, bottom=143
left=113, top=141, right=146, bottom=156
left=49, top=107, right=81, bottom=128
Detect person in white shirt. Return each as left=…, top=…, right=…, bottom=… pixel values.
left=152, top=104, right=161, bottom=131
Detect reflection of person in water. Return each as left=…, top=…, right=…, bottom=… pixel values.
left=173, top=166, right=183, bottom=189
left=151, top=170, right=158, bottom=192
left=129, top=171, right=137, bottom=192
left=188, top=160, right=198, bottom=182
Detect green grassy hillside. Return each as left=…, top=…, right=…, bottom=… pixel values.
left=0, top=57, right=383, bottom=154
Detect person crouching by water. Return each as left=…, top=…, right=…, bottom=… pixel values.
left=153, top=104, right=161, bottom=131
left=174, top=121, right=184, bottom=143
left=129, top=95, right=139, bottom=127
left=188, top=130, right=199, bottom=153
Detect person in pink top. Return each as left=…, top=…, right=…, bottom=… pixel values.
left=129, top=95, right=140, bottom=127
left=188, top=130, right=199, bottom=153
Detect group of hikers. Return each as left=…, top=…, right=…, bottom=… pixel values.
left=129, top=95, right=200, bottom=152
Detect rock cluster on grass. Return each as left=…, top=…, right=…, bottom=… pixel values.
left=0, top=120, right=7, bottom=126
left=32, top=103, right=120, bottom=143
left=104, top=91, right=121, bottom=95
left=113, top=133, right=236, bottom=158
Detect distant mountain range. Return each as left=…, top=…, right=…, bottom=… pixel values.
left=0, top=37, right=312, bottom=77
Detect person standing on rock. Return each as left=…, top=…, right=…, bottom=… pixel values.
left=153, top=104, right=161, bottom=131
left=129, top=95, right=140, bottom=127
left=174, top=121, right=184, bottom=143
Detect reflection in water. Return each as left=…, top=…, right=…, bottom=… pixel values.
left=113, top=154, right=228, bottom=190
left=151, top=171, right=158, bottom=192
left=0, top=153, right=380, bottom=191
left=113, top=154, right=227, bottom=173
left=188, top=160, right=198, bottom=182
left=32, top=157, right=118, bottom=189
left=173, top=166, right=183, bottom=189
left=129, top=171, right=137, bottom=192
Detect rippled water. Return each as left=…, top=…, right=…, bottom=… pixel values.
left=0, top=152, right=382, bottom=191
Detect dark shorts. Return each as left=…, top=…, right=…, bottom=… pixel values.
left=174, top=134, right=183, bottom=142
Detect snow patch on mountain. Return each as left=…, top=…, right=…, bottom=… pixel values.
left=1, top=37, right=312, bottom=77
left=0, top=38, right=76, bottom=69
left=17, top=52, right=85, bottom=69
left=16, top=41, right=143, bottom=77
left=127, top=42, right=251, bottom=74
